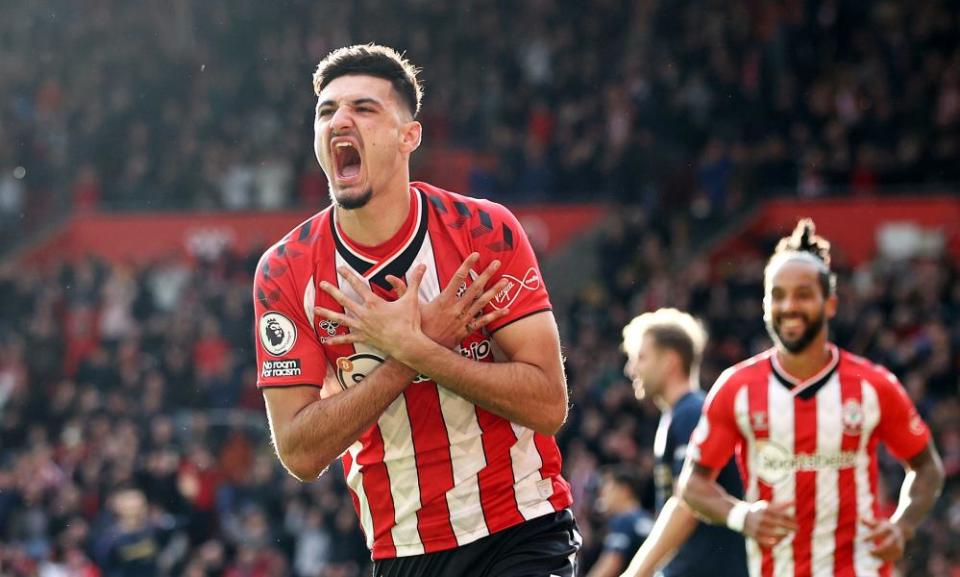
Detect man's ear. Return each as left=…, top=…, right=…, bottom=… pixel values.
left=400, top=120, right=422, bottom=154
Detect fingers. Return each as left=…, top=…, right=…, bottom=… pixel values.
left=403, top=264, right=427, bottom=298
left=318, top=281, right=364, bottom=317
left=385, top=275, right=407, bottom=298
left=763, top=501, right=798, bottom=532
left=465, top=278, right=509, bottom=319
left=461, top=259, right=501, bottom=303
left=441, top=253, right=480, bottom=303
left=750, top=503, right=798, bottom=548
left=314, top=306, right=356, bottom=328
left=768, top=501, right=795, bottom=512
left=321, top=333, right=364, bottom=346
left=337, top=267, right=374, bottom=302
left=861, top=519, right=890, bottom=541
left=468, top=307, right=510, bottom=333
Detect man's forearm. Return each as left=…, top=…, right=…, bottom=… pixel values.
left=679, top=464, right=739, bottom=525
left=395, top=336, right=565, bottom=435
left=271, top=359, right=417, bottom=480
left=622, top=497, right=699, bottom=577
left=891, top=444, right=945, bottom=539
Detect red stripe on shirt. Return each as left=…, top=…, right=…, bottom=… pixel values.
left=834, top=374, right=861, bottom=577
left=357, top=426, right=398, bottom=559
left=793, top=396, right=818, bottom=577
left=475, top=407, right=524, bottom=533
left=404, top=383, right=459, bottom=552
left=533, top=432, right=573, bottom=511
left=749, top=377, right=774, bottom=577
left=869, top=434, right=892, bottom=577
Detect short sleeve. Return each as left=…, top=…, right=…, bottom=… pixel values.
left=688, top=370, right=744, bottom=471
left=253, top=246, right=328, bottom=389
left=479, top=203, right=552, bottom=333
left=873, top=369, right=931, bottom=461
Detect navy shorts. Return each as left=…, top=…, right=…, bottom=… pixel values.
left=373, top=509, right=581, bottom=577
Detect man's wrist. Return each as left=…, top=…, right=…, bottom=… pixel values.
left=725, top=501, right=750, bottom=533
left=893, top=518, right=916, bottom=542
left=391, top=331, right=436, bottom=370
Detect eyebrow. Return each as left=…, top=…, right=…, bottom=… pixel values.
left=317, top=97, right=383, bottom=110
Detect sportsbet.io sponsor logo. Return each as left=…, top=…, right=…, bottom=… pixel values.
left=259, top=312, right=297, bottom=356
left=336, top=352, right=430, bottom=391
left=755, top=441, right=858, bottom=486
left=261, top=359, right=302, bottom=378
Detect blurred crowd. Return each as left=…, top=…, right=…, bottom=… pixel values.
left=2, top=0, right=960, bottom=575
left=3, top=0, right=960, bottom=250
left=0, top=250, right=371, bottom=576
left=1, top=208, right=958, bottom=576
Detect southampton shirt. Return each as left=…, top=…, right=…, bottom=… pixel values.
left=689, top=345, right=931, bottom=577
left=252, top=182, right=572, bottom=559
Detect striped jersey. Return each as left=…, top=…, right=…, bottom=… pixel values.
left=689, top=345, right=931, bottom=577
left=252, top=182, right=572, bottom=559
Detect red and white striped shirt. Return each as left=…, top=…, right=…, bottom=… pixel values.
left=253, top=182, right=572, bottom=559
left=689, top=345, right=931, bottom=577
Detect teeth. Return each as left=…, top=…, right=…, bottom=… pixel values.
left=335, top=142, right=353, bottom=148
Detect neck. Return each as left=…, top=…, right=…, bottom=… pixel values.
left=776, top=334, right=832, bottom=381
left=655, top=376, right=692, bottom=412
left=335, top=171, right=411, bottom=246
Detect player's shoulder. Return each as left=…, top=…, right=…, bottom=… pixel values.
left=838, top=348, right=901, bottom=389
left=254, top=208, right=331, bottom=294
left=257, top=209, right=330, bottom=264
left=674, top=390, right=706, bottom=420
left=415, top=181, right=518, bottom=224
left=713, top=349, right=774, bottom=391
left=701, top=350, right=772, bottom=411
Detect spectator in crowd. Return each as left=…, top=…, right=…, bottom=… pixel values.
left=585, top=466, right=653, bottom=577
left=4, top=0, right=960, bottom=255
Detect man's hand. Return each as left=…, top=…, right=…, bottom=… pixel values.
left=742, top=500, right=798, bottom=548
left=315, top=254, right=509, bottom=357
left=393, top=252, right=508, bottom=349
left=315, top=264, right=428, bottom=357
left=863, top=518, right=908, bottom=562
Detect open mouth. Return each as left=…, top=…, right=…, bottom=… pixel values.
left=778, top=316, right=806, bottom=333
left=333, top=141, right=362, bottom=181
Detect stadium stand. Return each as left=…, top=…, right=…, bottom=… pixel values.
left=1, top=0, right=958, bottom=576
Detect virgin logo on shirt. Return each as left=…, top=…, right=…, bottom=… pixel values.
left=490, top=267, right=540, bottom=311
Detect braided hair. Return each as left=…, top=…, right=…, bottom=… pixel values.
left=766, top=219, right=837, bottom=296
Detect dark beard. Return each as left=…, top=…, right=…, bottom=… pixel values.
left=331, top=186, right=373, bottom=210
left=766, top=310, right=826, bottom=353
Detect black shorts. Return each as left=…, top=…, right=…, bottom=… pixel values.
left=373, top=509, right=581, bottom=577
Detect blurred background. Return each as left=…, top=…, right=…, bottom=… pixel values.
left=1, top=0, right=959, bottom=575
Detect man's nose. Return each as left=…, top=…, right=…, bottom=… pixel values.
left=330, top=106, right=354, bottom=132
left=781, top=295, right=802, bottom=313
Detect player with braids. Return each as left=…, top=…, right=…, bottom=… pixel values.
left=678, top=219, right=944, bottom=577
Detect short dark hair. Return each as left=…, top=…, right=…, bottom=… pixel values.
left=602, top=465, right=646, bottom=501
left=312, top=43, right=423, bottom=118
left=766, top=218, right=837, bottom=296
